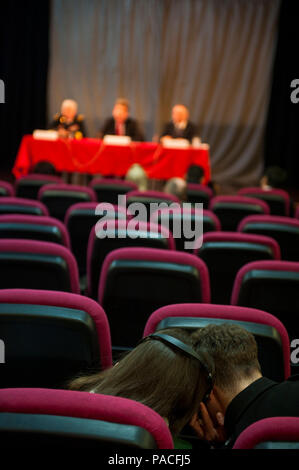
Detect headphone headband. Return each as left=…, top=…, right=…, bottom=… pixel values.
left=141, top=332, right=214, bottom=402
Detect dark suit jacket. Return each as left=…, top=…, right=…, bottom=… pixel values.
left=100, top=117, right=144, bottom=141
left=160, top=121, right=198, bottom=143
left=49, top=114, right=86, bottom=137
left=223, top=375, right=299, bottom=448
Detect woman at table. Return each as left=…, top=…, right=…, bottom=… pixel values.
left=50, top=99, right=86, bottom=139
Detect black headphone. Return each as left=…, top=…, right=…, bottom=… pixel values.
left=140, top=332, right=215, bottom=403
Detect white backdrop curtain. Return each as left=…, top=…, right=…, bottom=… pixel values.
left=48, top=0, right=280, bottom=187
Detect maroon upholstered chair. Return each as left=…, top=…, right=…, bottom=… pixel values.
left=98, top=247, right=210, bottom=351
left=15, top=173, right=63, bottom=199
left=0, top=388, right=173, bottom=449
left=0, top=214, right=70, bottom=247
left=126, top=190, right=181, bottom=222
left=38, top=184, right=97, bottom=221
left=186, top=183, right=214, bottom=209
left=87, top=219, right=175, bottom=299
left=233, top=417, right=299, bottom=449
left=238, top=214, right=299, bottom=261
left=144, top=303, right=290, bottom=382
left=209, top=195, right=270, bottom=231
left=151, top=207, right=221, bottom=251
left=231, top=260, right=299, bottom=368
left=0, top=180, right=15, bottom=197
left=0, top=289, right=112, bottom=388
left=65, top=202, right=130, bottom=276
left=195, top=231, right=280, bottom=304
left=0, top=239, right=80, bottom=293
left=89, top=177, right=138, bottom=204
left=0, top=197, right=49, bottom=216
left=238, top=187, right=291, bottom=216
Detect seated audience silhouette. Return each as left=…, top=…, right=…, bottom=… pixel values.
left=69, top=327, right=214, bottom=440
left=190, top=324, right=299, bottom=448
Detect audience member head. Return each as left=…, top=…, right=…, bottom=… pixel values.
left=260, top=166, right=288, bottom=190
left=60, top=99, right=78, bottom=121
left=69, top=327, right=214, bottom=436
left=186, top=165, right=205, bottom=184
left=125, top=163, right=148, bottom=191
left=32, top=160, right=57, bottom=175
left=191, top=324, right=262, bottom=415
left=164, top=177, right=187, bottom=202
left=112, top=98, right=130, bottom=123
left=172, top=104, right=189, bottom=126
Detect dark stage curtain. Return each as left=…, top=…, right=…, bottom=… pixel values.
left=0, top=1, right=50, bottom=173
left=264, top=0, right=299, bottom=189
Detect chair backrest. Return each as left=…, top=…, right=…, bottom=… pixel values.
left=144, top=303, right=290, bottom=382
left=209, top=195, right=270, bottom=231
left=0, top=239, right=80, bottom=293
left=238, top=187, right=291, bottom=216
left=151, top=207, right=221, bottom=251
left=0, top=388, right=173, bottom=449
left=0, top=197, right=49, bottom=216
left=186, top=183, right=214, bottom=209
left=0, top=214, right=70, bottom=247
left=233, top=417, right=299, bottom=449
left=15, top=174, right=63, bottom=199
left=195, top=232, right=280, bottom=304
left=38, top=184, right=97, bottom=221
left=0, top=181, right=15, bottom=197
left=231, top=260, right=299, bottom=358
left=98, top=247, right=210, bottom=349
left=87, top=220, right=175, bottom=299
left=89, top=178, right=138, bottom=204
left=0, top=289, right=112, bottom=388
left=126, top=190, right=181, bottom=222
left=65, top=202, right=130, bottom=276
left=238, top=214, right=299, bottom=261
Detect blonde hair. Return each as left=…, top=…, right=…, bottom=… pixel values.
left=125, top=164, right=148, bottom=191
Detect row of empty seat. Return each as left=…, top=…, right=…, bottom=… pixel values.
left=0, top=289, right=291, bottom=389
left=0, top=238, right=298, bottom=366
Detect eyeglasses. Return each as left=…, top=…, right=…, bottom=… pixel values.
left=140, top=332, right=214, bottom=403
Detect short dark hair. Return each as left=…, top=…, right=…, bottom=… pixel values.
left=191, top=324, right=261, bottom=394
left=186, top=165, right=205, bottom=184
left=69, top=328, right=212, bottom=436
left=264, top=166, right=287, bottom=188
left=32, top=160, right=57, bottom=175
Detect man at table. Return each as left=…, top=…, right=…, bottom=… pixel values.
left=50, top=99, right=86, bottom=138
left=160, top=104, right=199, bottom=143
left=99, top=98, right=144, bottom=141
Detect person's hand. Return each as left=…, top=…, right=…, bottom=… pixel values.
left=189, top=402, right=226, bottom=444
left=57, top=127, right=69, bottom=139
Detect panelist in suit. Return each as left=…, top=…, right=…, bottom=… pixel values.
left=99, top=98, right=144, bottom=141
left=160, top=104, right=199, bottom=143
left=50, top=99, right=86, bottom=138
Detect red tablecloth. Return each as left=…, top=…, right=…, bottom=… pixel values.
left=13, top=135, right=211, bottom=183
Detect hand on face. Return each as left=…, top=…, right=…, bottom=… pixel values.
left=189, top=402, right=226, bottom=444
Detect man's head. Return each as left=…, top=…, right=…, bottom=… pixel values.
left=186, top=164, right=205, bottom=184
left=192, top=324, right=262, bottom=401
left=113, top=98, right=130, bottom=123
left=61, top=99, right=78, bottom=121
left=260, top=166, right=288, bottom=189
left=164, top=177, right=187, bottom=202
left=172, top=104, right=189, bottom=125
